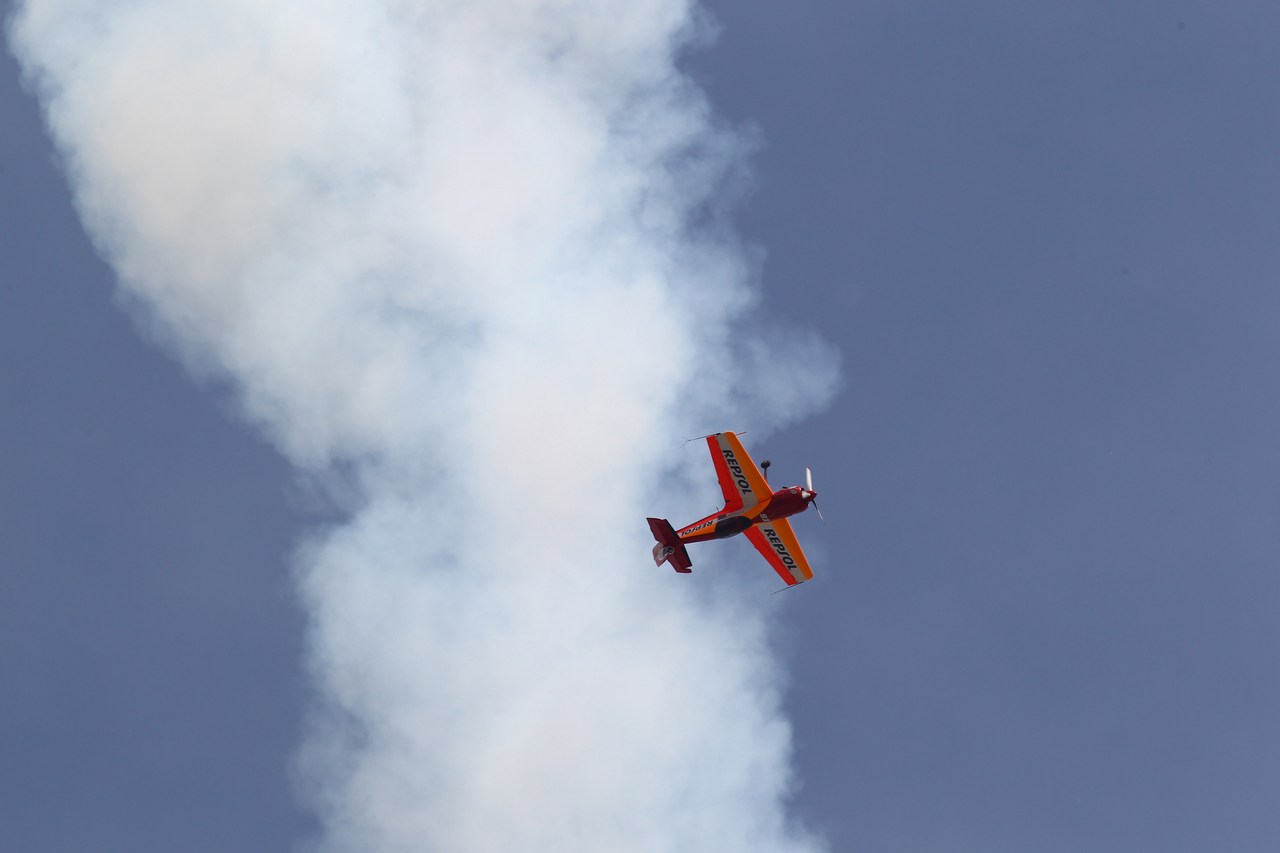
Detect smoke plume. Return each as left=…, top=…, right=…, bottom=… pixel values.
left=10, top=1, right=839, bottom=849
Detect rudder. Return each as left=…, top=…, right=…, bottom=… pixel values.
left=646, top=517, right=693, bottom=573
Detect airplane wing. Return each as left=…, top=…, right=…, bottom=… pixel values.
left=706, top=431, right=771, bottom=513
left=745, top=518, right=814, bottom=586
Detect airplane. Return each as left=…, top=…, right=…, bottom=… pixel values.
left=647, top=431, right=821, bottom=587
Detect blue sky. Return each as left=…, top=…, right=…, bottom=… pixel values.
left=691, top=3, right=1280, bottom=849
left=5, top=2, right=1280, bottom=850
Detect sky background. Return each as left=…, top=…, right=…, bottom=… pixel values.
left=4, top=2, right=1280, bottom=851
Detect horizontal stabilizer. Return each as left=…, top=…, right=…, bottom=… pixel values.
left=647, top=517, right=692, bottom=573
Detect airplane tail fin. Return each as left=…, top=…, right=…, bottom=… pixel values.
left=646, top=517, right=692, bottom=573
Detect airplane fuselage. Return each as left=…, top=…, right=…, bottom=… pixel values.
left=646, top=431, right=818, bottom=584
left=675, top=486, right=814, bottom=544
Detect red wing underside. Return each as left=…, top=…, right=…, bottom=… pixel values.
left=745, top=518, right=814, bottom=586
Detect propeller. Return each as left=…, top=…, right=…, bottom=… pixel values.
left=804, top=466, right=825, bottom=522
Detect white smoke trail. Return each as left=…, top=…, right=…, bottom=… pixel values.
left=10, top=1, right=839, bottom=849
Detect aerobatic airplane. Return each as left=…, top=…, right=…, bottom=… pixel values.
left=647, top=431, right=820, bottom=586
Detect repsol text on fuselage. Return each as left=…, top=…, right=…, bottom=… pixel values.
left=683, top=518, right=715, bottom=535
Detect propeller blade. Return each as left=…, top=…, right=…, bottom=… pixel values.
left=805, top=466, right=813, bottom=492
left=813, top=500, right=825, bottom=523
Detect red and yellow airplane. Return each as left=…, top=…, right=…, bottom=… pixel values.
left=647, top=431, right=820, bottom=586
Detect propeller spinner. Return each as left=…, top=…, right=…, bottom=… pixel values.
left=793, top=466, right=824, bottom=517
left=803, top=465, right=824, bottom=522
